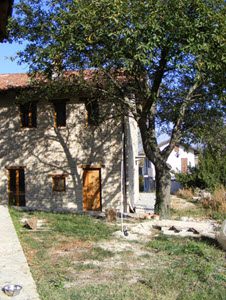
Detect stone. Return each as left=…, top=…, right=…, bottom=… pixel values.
left=23, top=217, right=38, bottom=230
left=105, top=208, right=117, bottom=222
left=201, top=191, right=212, bottom=199
left=216, top=220, right=226, bottom=251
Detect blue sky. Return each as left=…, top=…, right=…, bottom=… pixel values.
left=0, top=41, right=28, bottom=74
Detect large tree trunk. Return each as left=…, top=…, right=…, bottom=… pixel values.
left=154, top=166, right=171, bottom=219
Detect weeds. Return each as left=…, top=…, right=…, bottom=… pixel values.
left=202, top=185, right=226, bottom=213
left=176, top=188, right=194, bottom=200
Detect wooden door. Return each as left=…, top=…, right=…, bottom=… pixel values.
left=83, top=168, right=101, bottom=211
left=181, top=158, right=188, bottom=173
left=8, top=168, right=26, bottom=206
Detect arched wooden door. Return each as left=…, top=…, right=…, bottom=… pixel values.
left=83, top=168, right=101, bottom=211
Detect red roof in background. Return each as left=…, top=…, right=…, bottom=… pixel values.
left=0, top=73, right=30, bottom=90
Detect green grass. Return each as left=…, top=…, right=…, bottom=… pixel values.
left=10, top=208, right=117, bottom=241
left=9, top=208, right=226, bottom=300
left=88, top=247, right=115, bottom=261
left=69, top=282, right=153, bottom=300
left=145, top=234, right=226, bottom=300
left=9, top=208, right=119, bottom=300
left=170, top=204, right=226, bottom=222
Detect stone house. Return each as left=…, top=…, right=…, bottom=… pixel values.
left=0, top=73, right=139, bottom=212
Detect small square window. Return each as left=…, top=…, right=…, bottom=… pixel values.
left=20, top=102, right=37, bottom=128
left=52, top=175, right=66, bottom=192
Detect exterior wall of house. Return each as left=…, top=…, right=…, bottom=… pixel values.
left=144, top=144, right=196, bottom=179
left=165, top=145, right=196, bottom=176
left=0, top=95, right=123, bottom=211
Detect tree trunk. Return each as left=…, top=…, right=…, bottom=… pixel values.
left=154, top=166, right=171, bottom=219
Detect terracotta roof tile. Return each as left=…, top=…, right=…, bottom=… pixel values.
left=0, top=73, right=30, bottom=90
left=0, top=70, right=127, bottom=91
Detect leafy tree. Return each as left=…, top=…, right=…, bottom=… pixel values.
left=176, top=149, right=226, bottom=190
left=10, top=0, right=226, bottom=217
left=176, top=121, right=226, bottom=190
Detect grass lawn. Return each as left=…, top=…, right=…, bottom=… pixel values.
left=10, top=208, right=226, bottom=300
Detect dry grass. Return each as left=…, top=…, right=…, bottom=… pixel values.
left=176, top=188, right=194, bottom=200
left=202, top=186, right=226, bottom=213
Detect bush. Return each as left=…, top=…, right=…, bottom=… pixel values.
left=175, top=167, right=206, bottom=189
left=176, top=147, right=226, bottom=191
left=202, top=186, right=226, bottom=213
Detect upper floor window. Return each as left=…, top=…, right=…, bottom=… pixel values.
left=53, top=100, right=67, bottom=128
left=85, top=100, right=99, bottom=126
left=20, top=102, right=37, bottom=128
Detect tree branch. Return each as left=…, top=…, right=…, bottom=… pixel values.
left=141, top=47, right=169, bottom=116
left=162, top=81, right=200, bottom=159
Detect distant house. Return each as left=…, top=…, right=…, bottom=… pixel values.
left=139, top=139, right=198, bottom=193
left=0, top=0, right=13, bottom=42
left=0, top=73, right=139, bottom=212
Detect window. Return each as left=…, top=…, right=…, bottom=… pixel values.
left=85, top=100, right=99, bottom=126
left=52, top=175, right=66, bottom=192
left=181, top=158, right=188, bottom=173
left=53, top=100, right=66, bottom=127
left=20, top=102, right=37, bottom=128
left=7, top=167, right=26, bottom=206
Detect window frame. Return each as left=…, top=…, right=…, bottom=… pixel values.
left=85, top=99, right=100, bottom=126
left=19, top=102, right=37, bottom=128
left=52, top=99, right=67, bottom=128
left=52, top=175, right=66, bottom=192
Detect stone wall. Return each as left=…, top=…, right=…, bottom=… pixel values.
left=0, top=95, right=123, bottom=211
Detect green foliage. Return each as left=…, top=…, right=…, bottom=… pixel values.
left=176, top=146, right=226, bottom=190
left=10, top=0, right=226, bottom=126
left=176, top=168, right=204, bottom=189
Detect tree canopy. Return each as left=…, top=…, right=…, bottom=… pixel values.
left=9, top=0, right=226, bottom=217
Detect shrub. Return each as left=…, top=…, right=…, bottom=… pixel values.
left=176, top=141, right=226, bottom=191
left=175, top=167, right=206, bottom=189
left=202, top=186, right=226, bottom=213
